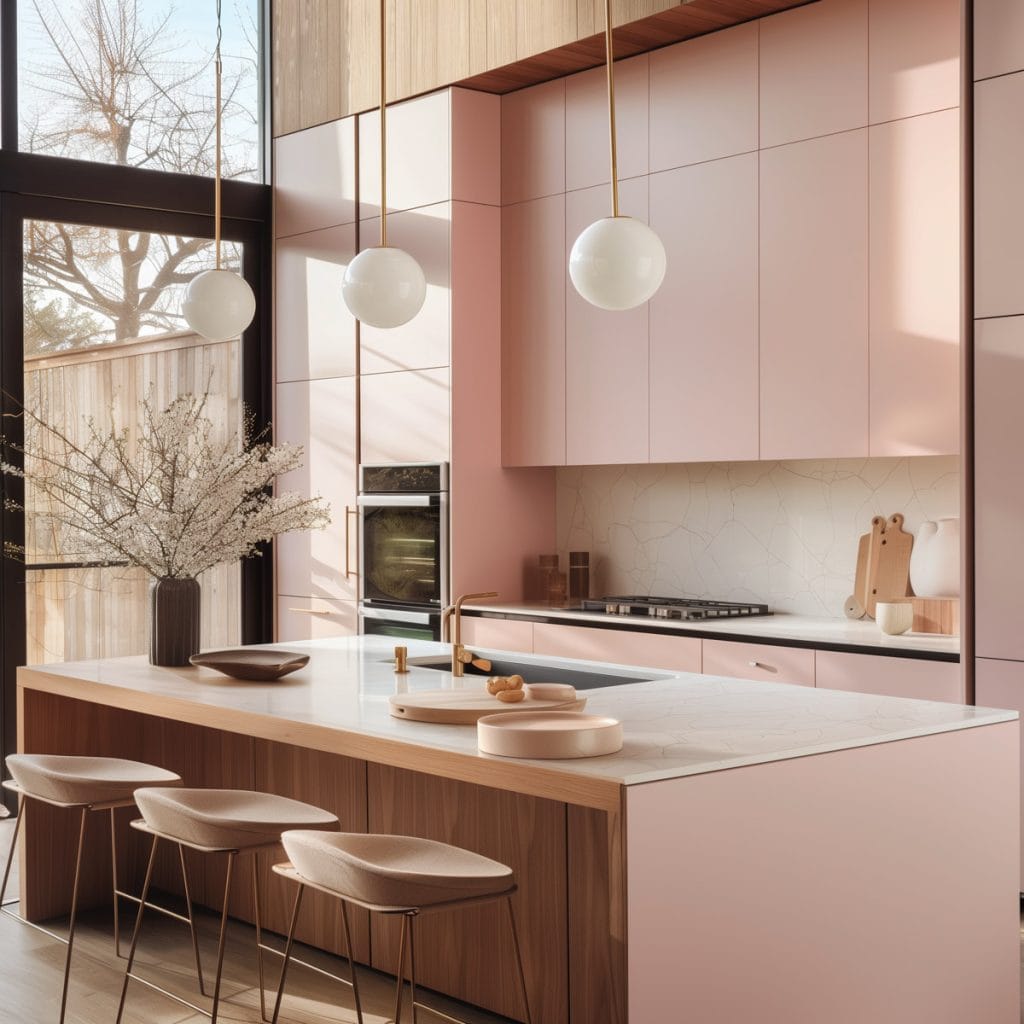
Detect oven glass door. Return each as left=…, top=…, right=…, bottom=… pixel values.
left=361, top=619, right=439, bottom=642
left=359, top=497, right=446, bottom=607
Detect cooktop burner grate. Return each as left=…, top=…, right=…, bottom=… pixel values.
left=580, top=596, right=772, bottom=620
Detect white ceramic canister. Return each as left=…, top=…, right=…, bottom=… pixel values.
left=909, top=517, right=960, bottom=598
left=876, top=601, right=914, bottom=636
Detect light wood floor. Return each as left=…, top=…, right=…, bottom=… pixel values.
left=0, top=820, right=509, bottom=1024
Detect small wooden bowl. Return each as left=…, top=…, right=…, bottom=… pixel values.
left=477, top=711, right=623, bottom=759
left=189, top=649, right=310, bottom=681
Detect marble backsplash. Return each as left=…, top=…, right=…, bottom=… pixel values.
left=557, top=457, right=960, bottom=618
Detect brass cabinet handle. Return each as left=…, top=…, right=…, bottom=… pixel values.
left=287, top=607, right=331, bottom=615
left=345, top=505, right=359, bottom=579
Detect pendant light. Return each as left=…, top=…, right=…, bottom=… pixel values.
left=182, top=0, right=256, bottom=342
left=569, top=0, right=666, bottom=311
left=341, top=0, right=426, bottom=329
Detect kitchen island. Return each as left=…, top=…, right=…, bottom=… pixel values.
left=15, top=637, right=1019, bottom=1023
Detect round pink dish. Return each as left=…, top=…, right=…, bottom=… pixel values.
left=477, top=711, right=623, bottom=759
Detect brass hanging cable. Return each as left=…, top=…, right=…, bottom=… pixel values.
left=379, top=0, right=388, bottom=248
left=214, top=0, right=223, bottom=269
left=604, top=0, right=620, bottom=218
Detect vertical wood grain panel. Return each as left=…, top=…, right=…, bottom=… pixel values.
left=517, top=0, right=576, bottom=60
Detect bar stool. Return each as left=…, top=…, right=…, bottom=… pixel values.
left=116, top=786, right=340, bottom=1024
left=271, top=830, right=533, bottom=1024
left=1, top=753, right=185, bottom=1024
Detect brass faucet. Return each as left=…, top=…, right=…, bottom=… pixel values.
left=444, top=591, right=498, bottom=676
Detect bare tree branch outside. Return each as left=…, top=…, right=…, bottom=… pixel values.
left=19, top=0, right=261, bottom=352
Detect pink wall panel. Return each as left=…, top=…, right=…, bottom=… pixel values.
left=459, top=617, right=535, bottom=655
left=451, top=89, right=501, bottom=206
left=760, top=130, right=869, bottom=459
left=274, top=378, right=358, bottom=602
left=275, top=225, right=357, bottom=383
left=500, top=78, right=566, bottom=205
left=565, top=178, right=650, bottom=465
left=360, top=367, right=451, bottom=465
left=532, top=623, right=701, bottom=673
left=274, top=118, right=357, bottom=237
left=975, top=657, right=1024, bottom=890
left=276, top=598, right=358, bottom=642
left=815, top=650, right=963, bottom=703
left=702, top=639, right=814, bottom=686
left=759, top=0, right=868, bottom=148
left=975, top=0, right=1024, bottom=80
left=975, top=316, right=1024, bottom=661
left=649, top=21, right=758, bottom=171
left=975, top=73, right=1024, bottom=319
left=627, top=722, right=1020, bottom=1022
left=565, top=55, right=649, bottom=192
left=868, top=0, right=960, bottom=123
left=649, top=153, right=758, bottom=463
left=501, top=194, right=566, bottom=467
left=450, top=202, right=556, bottom=600
left=869, top=110, right=960, bottom=456
left=358, top=91, right=451, bottom=219
left=359, top=203, right=452, bottom=374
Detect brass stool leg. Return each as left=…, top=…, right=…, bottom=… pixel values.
left=209, top=850, right=236, bottom=1024
left=393, top=913, right=410, bottom=1024
left=0, top=795, right=24, bottom=908
left=408, top=914, right=419, bottom=1024
left=506, top=896, right=533, bottom=1024
left=270, top=883, right=305, bottom=1024
left=109, top=808, right=121, bottom=958
left=116, top=833, right=160, bottom=1024
left=178, top=842, right=207, bottom=996
left=253, top=860, right=269, bottom=1022
left=57, top=807, right=89, bottom=1024
left=340, top=900, right=365, bottom=1024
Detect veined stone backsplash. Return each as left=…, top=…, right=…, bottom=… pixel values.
left=557, top=457, right=960, bottom=618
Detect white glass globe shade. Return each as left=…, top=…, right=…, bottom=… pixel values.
left=182, top=268, right=256, bottom=341
left=569, top=216, right=667, bottom=311
left=342, top=246, right=427, bottom=328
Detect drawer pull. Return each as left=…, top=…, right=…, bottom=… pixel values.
left=287, top=607, right=332, bottom=615
left=748, top=660, right=766, bottom=669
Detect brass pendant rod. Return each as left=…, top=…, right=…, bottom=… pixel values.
left=214, top=0, right=223, bottom=269
left=379, top=0, right=388, bottom=248
left=604, top=0, right=620, bottom=218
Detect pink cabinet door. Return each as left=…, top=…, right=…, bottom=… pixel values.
left=501, top=195, right=566, bottom=467
left=814, top=650, right=963, bottom=703
left=974, top=0, right=1024, bottom=81
left=277, top=598, right=358, bottom=641
left=565, top=178, right=649, bottom=465
left=975, top=316, right=1024, bottom=660
left=459, top=617, right=535, bottom=654
left=975, top=656, right=1024, bottom=890
left=869, top=110, right=960, bottom=456
left=532, top=623, right=701, bottom=674
left=760, top=130, right=869, bottom=459
left=275, top=378, right=358, bottom=602
left=702, top=640, right=814, bottom=686
left=501, top=78, right=566, bottom=205
left=650, top=153, right=758, bottom=463
left=360, top=367, right=451, bottom=465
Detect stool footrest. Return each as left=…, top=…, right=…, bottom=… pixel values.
left=123, top=970, right=212, bottom=1019
left=258, top=938, right=358, bottom=990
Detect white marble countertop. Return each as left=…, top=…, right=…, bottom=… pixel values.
left=20, top=637, right=1006, bottom=796
left=462, top=602, right=961, bottom=657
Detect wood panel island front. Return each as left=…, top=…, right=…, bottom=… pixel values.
left=14, top=637, right=1020, bottom=1023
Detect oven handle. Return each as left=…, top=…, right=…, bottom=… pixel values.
left=360, top=605, right=437, bottom=625
left=356, top=494, right=438, bottom=508
left=344, top=505, right=358, bottom=578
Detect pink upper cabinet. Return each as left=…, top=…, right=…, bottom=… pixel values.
left=358, top=203, right=452, bottom=375
left=451, top=88, right=501, bottom=206
left=869, top=110, right=960, bottom=457
left=975, top=73, right=1024, bottom=319
left=274, top=118, right=357, bottom=237
left=501, top=78, right=566, bottom=205
left=359, top=91, right=451, bottom=219
left=649, top=21, right=758, bottom=172
left=360, top=366, right=451, bottom=465
left=975, top=0, right=1024, bottom=80
left=759, top=0, right=868, bottom=148
left=565, top=177, right=649, bottom=465
left=565, top=54, right=649, bottom=192
left=975, top=316, right=1024, bottom=661
left=275, top=224, right=357, bottom=383
left=501, top=194, right=566, bottom=467
left=760, top=130, right=869, bottom=460
left=649, top=153, right=758, bottom=464
left=869, top=0, right=960, bottom=123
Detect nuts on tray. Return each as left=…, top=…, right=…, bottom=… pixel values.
left=496, top=688, right=526, bottom=703
left=487, top=674, right=525, bottom=696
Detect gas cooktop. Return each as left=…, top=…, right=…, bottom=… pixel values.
left=580, top=596, right=772, bottom=621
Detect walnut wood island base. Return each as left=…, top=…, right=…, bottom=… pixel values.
left=15, top=637, right=1021, bottom=1023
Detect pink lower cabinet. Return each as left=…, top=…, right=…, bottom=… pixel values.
left=814, top=650, right=963, bottom=703
left=458, top=617, right=534, bottom=654
left=702, top=639, right=814, bottom=686
left=277, top=598, right=358, bottom=640
left=531, top=623, right=700, bottom=673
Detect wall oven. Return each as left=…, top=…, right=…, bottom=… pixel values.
left=357, top=463, right=448, bottom=640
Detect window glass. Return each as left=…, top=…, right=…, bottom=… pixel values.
left=18, top=0, right=261, bottom=181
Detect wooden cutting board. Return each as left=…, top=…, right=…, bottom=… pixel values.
left=867, top=513, right=914, bottom=618
left=845, top=516, right=885, bottom=618
left=389, top=689, right=588, bottom=724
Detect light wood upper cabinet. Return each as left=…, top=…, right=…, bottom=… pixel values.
left=974, top=0, right=1024, bottom=80
left=760, top=130, right=869, bottom=460
left=869, top=110, right=960, bottom=456
left=649, top=153, right=759, bottom=464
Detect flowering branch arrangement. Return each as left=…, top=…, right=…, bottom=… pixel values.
left=1, top=389, right=331, bottom=579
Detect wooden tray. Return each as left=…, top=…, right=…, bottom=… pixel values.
left=477, top=711, right=623, bottom=759
left=389, top=688, right=587, bottom=724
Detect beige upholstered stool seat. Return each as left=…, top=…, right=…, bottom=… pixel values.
left=6, top=754, right=181, bottom=807
left=135, top=787, right=339, bottom=851
left=282, top=830, right=515, bottom=909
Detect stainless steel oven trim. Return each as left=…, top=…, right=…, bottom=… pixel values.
left=356, top=494, right=438, bottom=508
left=359, top=605, right=439, bottom=625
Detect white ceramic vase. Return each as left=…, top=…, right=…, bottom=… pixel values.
left=909, top=517, right=960, bottom=597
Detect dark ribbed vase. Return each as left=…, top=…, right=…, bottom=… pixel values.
left=149, top=577, right=201, bottom=666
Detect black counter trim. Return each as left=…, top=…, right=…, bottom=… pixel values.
left=463, top=609, right=961, bottom=663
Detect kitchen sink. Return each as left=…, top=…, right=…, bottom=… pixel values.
left=401, top=655, right=662, bottom=690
